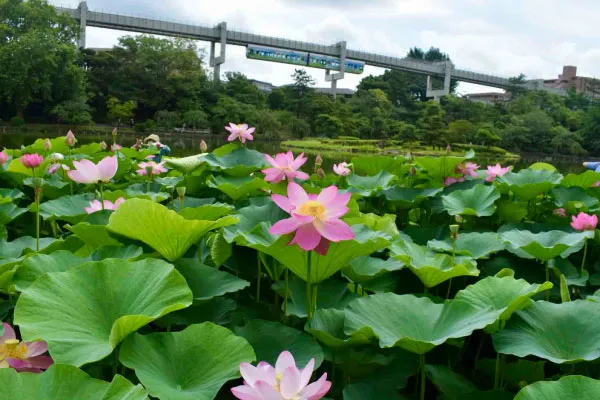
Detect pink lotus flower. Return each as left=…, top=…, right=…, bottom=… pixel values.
left=457, top=162, right=479, bottom=177
left=84, top=197, right=125, bottom=214
left=553, top=208, right=567, bottom=217
left=0, top=151, right=9, bottom=165
left=20, top=154, right=43, bottom=169
left=485, top=163, right=511, bottom=182
left=43, top=139, right=52, bottom=152
left=0, top=322, right=53, bottom=372
left=111, top=144, right=122, bottom=152
left=47, top=163, right=60, bottom=175
left=443, top=176, right=465, bottom=186
left=65, top=130, right=76, bottom=147
left=200, top=140, right=208, bottom=153
left=333, top=162, right=351, bottom=177
left=593, top=181, right=600, bottom=187
left=269, top=182, right=354, bottom=255
left=67, top=156, right=118, bottom=184
left=225, top=123, right=255, bottom=143
left=262, top=151, right=310, bottom=183
left=231, top=351, right=331, bottom=400
left=571, top=212, right=598, bottom=231
left=136, top=161, right=168, bottom=176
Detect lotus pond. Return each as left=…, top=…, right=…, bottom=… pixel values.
left=2, top=130, right=600, bottom=400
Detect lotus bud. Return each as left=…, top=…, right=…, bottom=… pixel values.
left=449, top=224, right=459, bottom=240
left=44, top=139, right=52, bottom=152
left=0, top=150, right=9, bottom=165
left=100, top=141, right=107, bottom=151
left=31, top=177, right=44, bottom=189
left=65, top=130, right=76, bottom=147
left=574, top=202, right=583, bottom=211
left=317, top=167, right=325, bottom=179
left=176, top=187, right=186, bottom=197
left=410, top=166, right=416, bottom=176
left=200, top=140, right=208, bottom=153
left=112, top=127, right=118, bottom=137
left=315, top=154, right=323, bottom=168
left=166, top=186, right=175, bottom=194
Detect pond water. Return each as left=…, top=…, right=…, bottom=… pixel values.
left=0, top=130, right=591, bottom=174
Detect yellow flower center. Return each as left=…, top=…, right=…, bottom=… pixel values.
left=297, top=200, right=326, bottom=219
left=0, top=339, right=28, bottom=360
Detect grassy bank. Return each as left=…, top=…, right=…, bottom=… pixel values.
left=280, top=137, right=520, bottom=160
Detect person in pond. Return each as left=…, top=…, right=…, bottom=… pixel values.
left=144, top=134, right=171, bottom=162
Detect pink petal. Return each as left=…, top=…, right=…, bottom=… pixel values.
left=300, top=358, right=315, bottom=389
left=317, top=186, right=338, bottom=206
left=275, top=153, right=289, bottom=167
left=240, top=363, right=272, bottom=387
left=272, top=194, right=293, bottom=213
left=25, top=355, right=53, bottom=369
left=25, top=341, right=47, bottom=357
left=114, top=197, right=126, bottom=207
left=246, top=127, right=255, bottom=134
left=97, top=156, right=117, bottom=182
left=290, top=224, right=322, bottom=251
left=270, top=217, right=302, bottom=235
left=315, top=219, right=355, bottom=242
left=292, top=171, right=310, bottom=181
left=335, top=191, right=351, bottom=206
left=263, top=169, right=286, bottom=183
left=0, top=323, right=16, bottom=342
left=231, top=385, right=263, bottom=400
left=287, top=182, right=309, bottom=207
left=265, top=154, right=278, bottom=168
left=228, top=132, right=239, bottom=142
left=255, top=381, right=284, bottom=400
left=299, top=373, right=332, bottom=400
left=314, top=238, right=330, bottom=256
left=291, top=153, right=307, bottom=170
left=280, top=366, right=302, bottom=398
left=275, top=351, right=297, bottom=375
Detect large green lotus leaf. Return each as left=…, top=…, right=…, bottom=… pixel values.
left=344, top=256, right=404, bottom=282
left=426, top=365, right=513, bottom=400
left=343, top=384, right=408, bottom=400
left=13, top=250, right=89, bottom=291
left=124, top=185, right=170, bottom=203
left=174, top=258, right=249, bottom=300
left=14, top=258, right=193, bottom=366
left=0, top=364, right=148, bottom=400
left=120, top=322, right=255, bottom=400
left=235, top=319, right=323, bottom=368
left=497, top=169, right=563, bottom=200
left=345, top=213, right=399, bottom=239
left=551, top=186, right=599, bottom=213
left=0, top=202, right=28, bottom=224
left=107, top=198, right=238, bottom=262
left=500, top=229, right=593, bottom=261
left=350, top=155, right=406, bottom=176
left=305, top=308, right=371, bottom=349
left=427, top=232, right=505, bottom=259
left=25, top=137, right=70, bottom=154
left=383, top=187, right=442, bottom=209
left=24, top=175, right=70, bottom=200
left=548, top=258, right=589, bottom=287
left=561, top=170, right=600, bottom=188
left=178, top=203, right=234, bottom=221
left=442, top=184, right=500, bottom=216
left=514, top=376, right=600, bottom=400
left=207, top=175, right=268, bottom=201
left=344, top=293, right=499, bottom=354
left=164, top=154, right=209, bottom=173
left=204, top=145, right=267, bottom=177
left=455, top=276, right=552, bottom=323
left=223, top=198, right=288, bottom=245
left=91, top=245, right=144, bottom=261
left=496, top=199, right=529, bottom=223
left=415, top=153, right=473, bottom=181
left=347, top=171, right=396, bottom=197
left=273, top=276, right=357, bottom=318
left=246, top=224, right=390, bottom=283
left=7, top=155, right=53, bottom=177
left=157, top=297, right=237, bottom=328
left=493, top=300, right=600, bottom=363
left=0, top=236, right=57, bottom=259
left=118, top=147, right=156, bottom=160
left=37, top=193, right=95, bottom=223
left=391, top=241, right=479, bottom=288
left=67, top=222, right=123, bottom=252
left=0, top=188, right=24, bottom=199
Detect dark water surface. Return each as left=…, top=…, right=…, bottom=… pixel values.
left=0, top=130, right=590, bottom=174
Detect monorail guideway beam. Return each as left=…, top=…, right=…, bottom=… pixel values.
left=325, top=41, right=347, bottom=101
left=77, top=1, right=88, bottom=49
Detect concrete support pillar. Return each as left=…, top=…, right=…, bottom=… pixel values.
left=210, top=22, right=227, bottom=84
left=426, top=61, right=453, bottom=102
left=325, top=41, right=346, bottom=101
left=77, top=1, right=88, bottom=49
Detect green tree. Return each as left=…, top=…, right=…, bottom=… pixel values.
left=223, top=72, right=265, bottom=107
left=550, top=126, right=586, bottom=155
left=290, top=69, right=315, bottom=118
left=51, top=100, right=93, bottom=125
left=182, top=110, right=208, bottom=129
left=581, top=103, right=600, bottom=153
left=209, top=94, right=258, bottom=133
left=107, top=97, right=136, bottom=124
left=315, top=114, right=344, bottom=138
left=475, top=124, right=501, bottom=148
left=447, top=119, right=474, bottom=144
left=417, top=101, right=447, bottom=146
left=267, top=89, right=286, bottom=110
left=0, top=0, right=84, bottom=117
left=348, top=89, right=394, bottom=138
left=506, top=73, right=527, bottom=97
left=155, top=110, right=181, bottom=129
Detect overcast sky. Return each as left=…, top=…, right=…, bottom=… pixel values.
left=51, top=0, right=600, bottom=94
